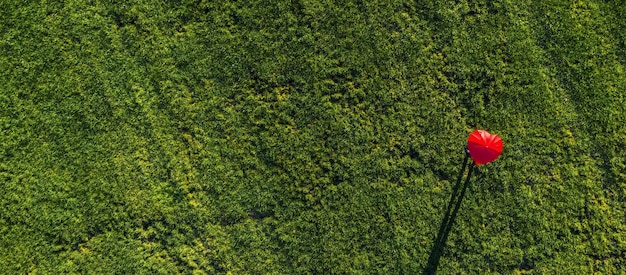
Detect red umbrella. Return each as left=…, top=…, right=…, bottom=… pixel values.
left=467, top=130, right=503, bottom=165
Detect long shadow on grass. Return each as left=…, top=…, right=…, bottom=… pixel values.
left=423, top=152, right=475, bottom=275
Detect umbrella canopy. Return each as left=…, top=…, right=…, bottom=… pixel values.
left=467, top=130, right=503, bottom=165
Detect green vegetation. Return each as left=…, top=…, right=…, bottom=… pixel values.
left=1, top=0, right=625, bottom=273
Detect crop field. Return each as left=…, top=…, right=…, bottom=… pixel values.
left=1, top=0, right=625, bottom=273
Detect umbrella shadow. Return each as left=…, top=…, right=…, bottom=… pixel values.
left=423, top=153, right=475, bottom=275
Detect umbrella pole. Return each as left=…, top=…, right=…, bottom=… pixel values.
left=424, top=148, right=471, bottom=274
left=444, top=161, right=475, bottom=237
left=441, top=148, right=470, bottom=231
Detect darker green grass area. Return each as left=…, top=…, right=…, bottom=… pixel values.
left=1, top=0, right=625, bottom=273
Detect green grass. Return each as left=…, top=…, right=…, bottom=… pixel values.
left=1, top=0, right=625, bottom=273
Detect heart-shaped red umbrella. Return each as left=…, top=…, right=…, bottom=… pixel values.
left=467, top=130, right=503, bottom=165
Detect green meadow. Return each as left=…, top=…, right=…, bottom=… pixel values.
left=1, top=0, right=625, bottom=273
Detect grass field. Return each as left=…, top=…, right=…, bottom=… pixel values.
left=1, top=0, right=625, bottom=273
